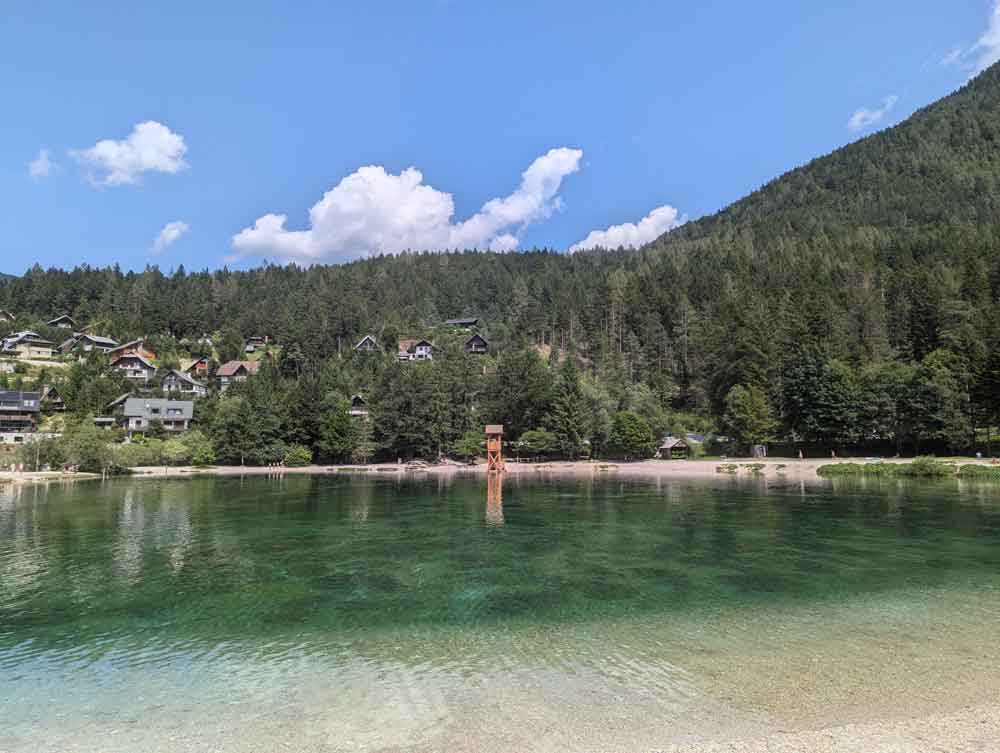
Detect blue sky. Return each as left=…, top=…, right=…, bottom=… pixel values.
left=1, top=1, right=995, bottom=274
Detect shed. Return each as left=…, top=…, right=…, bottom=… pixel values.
left=659, top=437, right=690, bottom=460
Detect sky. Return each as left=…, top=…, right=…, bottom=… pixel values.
left=1, top=1, right=997, bottom=274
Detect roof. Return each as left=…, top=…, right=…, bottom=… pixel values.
left=111, top=353, right=155, bottom=369
left=351, top=394, right=366, bottom=405
left=660, top=438, right=689, bottom=449
left=180, top=357, right=208, bottom=371
left=79, top=334, right=119, bottom=347
left=4, top=331, right=54, bottom=347
left=217, top=360, right=261, bottom=377
left=485, top=424, right=504, bottom=435
left=106, top=393, right=133, bottom=410
left=47, top=315, right=76, bottom=326
left=107, top=338, right=152, bottom=355
left=0, top=310, right=14, bottom=320
left=163, top=369, right=206, bottom=387
left=398, top=338, right=433, bottom=353
left=465, top=333, right=489, bottom=345
left=355, top=335, right=378, bottom=348
left=446, top=317, right=479, bottom=327
left=123, top=398, right=194, bottom=420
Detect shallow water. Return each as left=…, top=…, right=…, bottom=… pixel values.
left=3, top=474, right=1000, bottom=751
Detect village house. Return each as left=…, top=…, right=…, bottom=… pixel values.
left=161, top=369, right=208, bottom=398
left=349, top=394, right=369, bottom=418
left=40, top=385, right=66, bottom=412
left=0, top=310, right=15, bottom=324
left=397, top=339, right=434, bottom=362
left=2, top=331, right=55, bottom=359
left=245, top=335, right=269, bottom=353
left=464, top=334, right=489, bottom=355
left=355, top=335, right=379, bottom=353
left=445, top=317, right=479, bottom=329
left=0, top=390, right=41, bottom=433
left=111, top=353, right=156, bottom=382
left=216, top=360, right=261, bottom=391
left=122, top=398, right=193, bottom=436
left=181, top=356, right=211, bottom=378
left=59, top=333, right=119, bottom=358
left=107, top=338, right=157, bottom=362
left=0, top=359, right=14, bottom=374
left=47, top=314, right=76, bottom=329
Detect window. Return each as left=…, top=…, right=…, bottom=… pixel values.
left=151, top=408, right=161, bottom=415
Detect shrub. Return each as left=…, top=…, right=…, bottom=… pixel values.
left=957, top=464, right=1000, bottom=478
left=606, top=411, right=657, bottom=460
left=283, top=444, right=313, bottom=467
left=896, top=457, right=956, bottom=478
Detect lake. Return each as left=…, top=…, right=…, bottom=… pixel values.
left=3, top=474, right=1000, bottom=752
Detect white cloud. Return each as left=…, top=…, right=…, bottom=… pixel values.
left=847, top=95, right=899, bottom=133
left=940, top=47, right=964, bottom=67
left=152, top=221, right=190, bottom=254
left=569, top=204, right=685, bottom=252
left=231, top=147, right=583, bottom=262
left=28, top=149, right=55, bottom=181
left=973, top=1, right=1000, bottom=75
left=72, top=121, right=188, bottom=186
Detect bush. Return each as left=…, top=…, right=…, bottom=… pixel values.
left=606, top=411, right=657, bottom=460
left=957, top=464, right=1000, bottom=478
left=162, top=438, right=192, bottom=466
left=283, top=444, right=313, bottom=467
left=897, top=456, right=956, bottom=478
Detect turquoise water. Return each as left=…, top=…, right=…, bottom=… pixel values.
left=3, top=474, right=1000, bottom=751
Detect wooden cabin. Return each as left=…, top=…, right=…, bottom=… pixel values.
left=658, top=437, right=690, bottom=460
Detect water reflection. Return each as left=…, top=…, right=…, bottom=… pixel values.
left=486, top=473, right=504, bottom=527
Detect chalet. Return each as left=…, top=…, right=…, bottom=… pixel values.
left=123, top=398, right=193, bottom=436
left=161, top=369, right=208, bottom=398
left=40, top=385, right=66, bottom=412
left=107, top=339, right=157, bottom=361
left=2, top=331, right=55, bottom=359
left=181, top=356, right=210, bottom=378
left=245, top=336, right=269, bottom=353
left=216, top=360, right=261, bottom=391
left=445, top=317, right=479, bottom=328
left=398, top=339, right=434, bottom=362
left=59, top=333, right=119, bottom=357
left=106, top=393, right=133, bottom=414
left=111, top=353, right=156, bottom=382
left=658, top=437, right=690, bottom=460
left=349, top=394, right=369, bottom=418
left=0, top=310, right=15, bottom=324
left=355, top=335, right=379, bottom=353
left=47, top=314, right=76, bottom=329
left=0, top=390, right=41, bottom=433
left=464, top=334, right=489, bottom=355
left=0, top=359, right=14, bottom=374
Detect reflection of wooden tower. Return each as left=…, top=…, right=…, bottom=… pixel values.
left=486, top=471, right=504, bottom=526
left=485, top=424, right=505, bottom=472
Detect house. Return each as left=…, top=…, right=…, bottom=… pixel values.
left=464, top=334, right=489, bottom=355
left=122, top=398, right=193, bottom=436
left=0, top=310, right=14, bottom=324
left=93, top=416, right=117, bottom=430
left=2, top=331, right=55, bottom=359
left=216, top=360, right=261, bottom=391
left=47, top=314, right=76, bottom=329
left=0, top=359, right=15, bottom=374
left=658, top=437, right=691, bottom=460
left=161, top=369, right=208, bottom=397
left=0, top=390, right=41, bottom=432
left=245, top=336, right=269, bottom=353
left=355, top=335, right=379, bottom=353
left=181, top=356, right=210, bottom=378
left=397, top=339, right=434, bottom=362
left=111, top=353, right=156, bottom=382
left=40, top=386, right=66, bottom=412
left=445, top=317, right=479, bottom=328
left=59, top=333, right=119, bottom=357
left=349, top=394, right=369, bottom=418
left=107, top=339, right=157, bottom=361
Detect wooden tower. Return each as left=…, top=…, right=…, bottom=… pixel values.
left=485, top=424, right=505, bottom=472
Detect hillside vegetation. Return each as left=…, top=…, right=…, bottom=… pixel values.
left=5, top=65, right=1000, bottom=457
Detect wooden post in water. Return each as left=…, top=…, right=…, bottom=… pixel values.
left=485, top=425, right=505, bottom=472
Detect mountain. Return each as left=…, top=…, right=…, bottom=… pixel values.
left=3, top=66, right=1000, bottom=452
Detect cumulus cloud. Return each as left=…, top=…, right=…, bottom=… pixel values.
left=847, top=95, right=899, bottom=133
left=973, top=1, right=1000, bottom=75
left=72, top=121, right=188, bottom=186
left=152, top=221, right=190, bottom=254
left=231, top=147, right=583, bottom=262
left=28, top=149, right=55, bottom=181
left=569, top=204, right=685, bottom=252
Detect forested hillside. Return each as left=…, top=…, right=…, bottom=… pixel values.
left=5, top=64, right=1000, bottom=457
